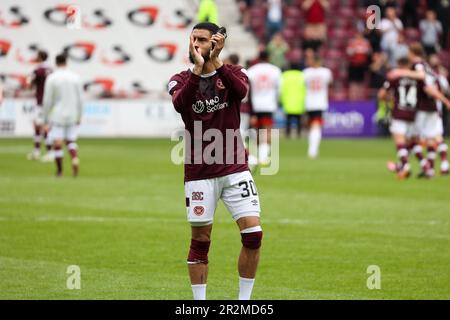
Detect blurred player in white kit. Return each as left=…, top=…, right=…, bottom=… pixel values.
left=43, top=53, right=83, bottom=177
left=247, top=51, right=281, bottom=165
left=303, top=54, right=332, bottom=159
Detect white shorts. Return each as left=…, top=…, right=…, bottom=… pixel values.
left=48, top=125, right=79, bottom=142
left=415, top=111, right=441, bottom=139
left=33, top=106, right=45, bottom=126
left=389, top=119, right=416, bottom=138
left=185, top=170, right=261, bottom=226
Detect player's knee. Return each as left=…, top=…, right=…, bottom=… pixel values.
left=67, top=141, right=78, bottom=150
left=187, top=239, right=211, bottom=265
left=54, top=141, right=63, bottom=148
left=241, top=226, right=263, bottom=250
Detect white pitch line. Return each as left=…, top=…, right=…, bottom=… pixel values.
left=0, top=215, right=448, bottom=226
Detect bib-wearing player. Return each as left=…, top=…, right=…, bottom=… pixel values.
left=303, top=54, right=332, bottom=159
left=168, top=23, right=263, bottom=300
left=43, top=54, right=83, bottom=177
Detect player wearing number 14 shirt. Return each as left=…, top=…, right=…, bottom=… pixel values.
left=168, top=22, right=263, bottom=301
left=378, top=57, right=423, bottom=179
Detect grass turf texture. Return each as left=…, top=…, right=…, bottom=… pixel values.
left=0, top=138, right=449, bottom=300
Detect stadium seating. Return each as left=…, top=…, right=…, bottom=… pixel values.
left=243, top=0, right=450, bottom=101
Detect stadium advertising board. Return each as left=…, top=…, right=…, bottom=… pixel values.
left=0, top=99, right=184, bottom=137
left=323, top=100, right=378, bottom=138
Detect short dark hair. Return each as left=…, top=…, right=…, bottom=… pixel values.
left=259, top=50, right=269, bottom=61
left=409, top=42, right=425, bottom=58
left=192, top=22, right=220, bottom=35
left=37, top=50, right=48, bottom=62
left=228, top=53, right=240, bottom=65
left=397, top=57, right=410, bottom=67
left=55, top=53, right=67, bottom=66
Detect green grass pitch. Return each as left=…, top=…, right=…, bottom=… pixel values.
left=0, top=138, right=449, bottom=299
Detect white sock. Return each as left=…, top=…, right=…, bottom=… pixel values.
left=191, top=284, right=207, bottom=300
left=239, top=277, right=255, bottom=300
left=258, top=143, right=269, bottom=162
left=248, top=154, right=258, bottom=166
left=441, top=160, right=449, bottom=171
left=308, top=127, right=322, bottom=158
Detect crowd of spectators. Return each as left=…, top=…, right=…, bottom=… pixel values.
left=237, top=0, right=450, bottom=100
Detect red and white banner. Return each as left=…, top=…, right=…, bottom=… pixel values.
left=0, top=0, right=194, bottom=99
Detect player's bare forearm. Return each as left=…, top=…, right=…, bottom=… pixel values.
left=388, top=69, right=426, bottom=81
left=425, top=85, right=450, bottom=109
left=211, top=57, right=224, bottom=70
left=404, top=70, right=426, bottom=80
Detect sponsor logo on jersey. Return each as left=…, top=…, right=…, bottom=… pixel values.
left=192, top=100, right=205, bottom=113
left=192, top=96, right=228, bottom=113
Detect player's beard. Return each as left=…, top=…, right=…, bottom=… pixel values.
left=189, top=48, right=211, bottom=64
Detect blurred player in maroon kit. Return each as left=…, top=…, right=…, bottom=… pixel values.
left=428, top=54, right=450, bottom=175
left=388, top=43, right=450, bottom=178
left=27, top=50, right=53, bottom=161
left=407, top=45, right=450, bottom=177
left=379, top=58, right=422, bottom=179
left=168, top=22, right=263, bottom=300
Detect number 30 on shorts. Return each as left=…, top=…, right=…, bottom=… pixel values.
left=238, top=180, right=258, bottom=198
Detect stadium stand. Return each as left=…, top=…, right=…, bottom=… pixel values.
left=239, top=0, right=450, bottom=100
left=0, top=0, right=194, bottom=99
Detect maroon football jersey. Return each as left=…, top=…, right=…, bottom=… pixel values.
left=169, top=64, right=250, bottom=182
left=412, top=62, right=438, bottom=112
left=385, top=76, right=422, bottom=122
left=32, top=64, right=52, bottom=106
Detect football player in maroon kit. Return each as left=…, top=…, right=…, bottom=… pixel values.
left=387, top=43, right=450, bottom=178
left=27, top=50, right=53, bottom=161
left=379, top=58, right=422, bottom=179
left=428, top=54, right=450, bottom=175
left=168, top=23, right=263, bottom=300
